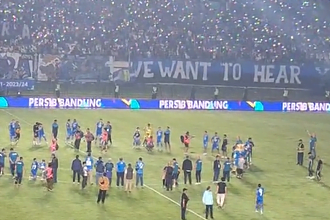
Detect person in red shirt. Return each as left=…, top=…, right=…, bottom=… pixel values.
left=85, top=128, right=94, bottom=153
left=146, top=136, right=154, bottom=151
left=45, top=163, right=53, bottom=191
left=183, top=132, right=192, bottom=154
left=50, top=136, right=57, bottom=153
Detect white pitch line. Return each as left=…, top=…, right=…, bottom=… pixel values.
left=2, top=109, right=207, bottom=220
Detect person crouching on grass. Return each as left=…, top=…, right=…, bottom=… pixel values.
left=125, top=163, right=134, bottom=193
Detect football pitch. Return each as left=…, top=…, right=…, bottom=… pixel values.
left=0, top=109, right=329, bottom=220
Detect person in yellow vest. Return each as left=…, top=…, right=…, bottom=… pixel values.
left=97, top=173, right=109, bottom=204
left=297, top=139, right=305, bottom=166
left=143, top=123, right=153, bottom=146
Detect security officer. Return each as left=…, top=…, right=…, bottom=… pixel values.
left=180, top=188, right=189, bottom=220
left=297, top=139, right=304, bottom=166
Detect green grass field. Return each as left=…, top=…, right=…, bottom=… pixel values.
left=0, top=109, right=329, bottom=220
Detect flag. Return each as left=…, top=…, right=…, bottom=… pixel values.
left=112, top=68, right=136, bottom=84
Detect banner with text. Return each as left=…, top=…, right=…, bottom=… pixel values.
left=0, top=52, right=35, bottom=79
left=0, top=97, right=330, bottom=112
left=1, top=22, right=31, bottom=43
left=131, top=59, right=330, bottom=88
left=0, top=80, right=35, bottom=91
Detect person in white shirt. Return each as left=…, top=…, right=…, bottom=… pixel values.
left=202, top=186, right=214, bottom=219
left=82, top=162, right=88, bottom=189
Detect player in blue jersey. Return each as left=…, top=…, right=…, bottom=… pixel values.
left=0, top=148, right=6, bottom=176
left=164, top=127, right=171, bottom=152
left=8, top=119, right=17, bottom=145
left=85, top=153, right=94, bottom=185
left=255, top=184, right=264, bottom=214
left=66, top=119, right=72, bottom=143
left=71, top=119, right=78, bottom=141
left=211, top=132, right=220, bottom=154
left=95, top=119, right=104, bottom=147
left=307, top=130, right=317, bottom=159
left=30, top=158, right=39, bottom=180
left=39, top=159, right=46, bottom=180
left=156, top=127, right=163, bottom=151
left=245, top=143, right=252, bottom=168
left=15, top=157, right=24, bottom=186
left=245, top=137, right=254, bottom=163
left=172, top=158, right=180, bottom=187
left=38, top=123, right=47, bottom=144
left=203, top=131, right=209, bottom=155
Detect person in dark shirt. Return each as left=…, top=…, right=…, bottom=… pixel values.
left=52, top=120, right=59, bottom=139
left=164, top=162, right=174, bottom=191
left=213, top=155, right=221, bottom=183
left=181, top=188, right=189, bottom=220
left=32, top=122, right=39, bottom=146
left=182, top=155, right=192, bottom=185
left=221, top=134, right=228, bottom=158
left=51, top=154, right=59, bottom=183
left=216, top=177, right=227, bottom=208
left=74, top=127, right=84, bottom=152
left=316, top=156, right=323, bottom=181
left=296, top=139, right=304, bottom=166
left=223, top=157, right=231, bottom=182
left=71, top=155, right=82, bottom=184
left=307, top=152, right=313, bottom=179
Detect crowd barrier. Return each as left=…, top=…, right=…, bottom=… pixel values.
left=0, top=97, right=329, bottom=112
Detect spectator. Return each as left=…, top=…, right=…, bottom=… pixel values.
left=0, top=0, right=329, bottom=63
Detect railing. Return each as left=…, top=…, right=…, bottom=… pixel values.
left=12, top=81, right=325, bottom=101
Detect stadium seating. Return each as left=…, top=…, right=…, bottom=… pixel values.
left=0, top=0, right=329, bottom=63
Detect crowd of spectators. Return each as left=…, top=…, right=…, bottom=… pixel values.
left=0, top=0, right=330, bottom=63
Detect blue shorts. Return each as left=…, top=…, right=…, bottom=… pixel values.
left=256, top=200, right=263, bottom=206
left=66, top=130, right=72, bottom=137
left=203, top=143, right=208, bottom=148
left=31, top=170, right=37, bottom=176
left=212, top=144, right=219, bottom=150
left=96, top=130, right=102, bottom=137
left=157, top=140, right=161, bottom=145
left=10, top=133, right=16, bottom=140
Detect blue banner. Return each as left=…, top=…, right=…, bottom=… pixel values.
left=0, top=97, right=330, bottom=112
left=131, top=59, right=330, bottom=89
left=0, top=80, right=34, bottom=91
